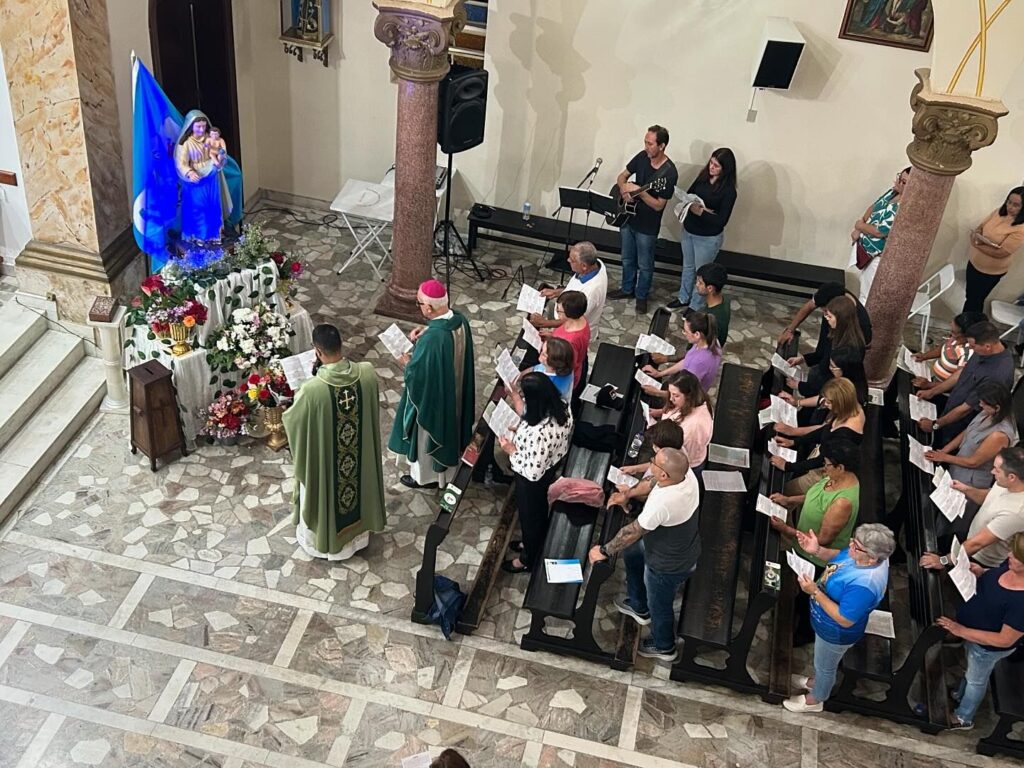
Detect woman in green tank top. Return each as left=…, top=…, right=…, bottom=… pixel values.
left=770, top=439, right=861, bottom=568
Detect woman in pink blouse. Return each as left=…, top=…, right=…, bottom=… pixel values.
left=963, top=187, right=1024, bottom=313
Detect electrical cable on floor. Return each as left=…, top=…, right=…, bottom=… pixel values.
left=14, top=297, right=99, bottom=351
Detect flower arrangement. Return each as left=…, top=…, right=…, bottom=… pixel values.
left=240, top=367, right=294, bottom=409
left=124, top=275, right=207, bottom=336
left=271, top=249, right=305, bottom=303
left=204, top=303, right=293, bottom=375
left=198, top=391, right=251, bottom=440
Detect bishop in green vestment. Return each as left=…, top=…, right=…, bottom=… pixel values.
left=283, top=324, right=386, bottom=560
left=389, top=279, right=476, bottom=489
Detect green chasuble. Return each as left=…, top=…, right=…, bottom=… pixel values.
left=388, top=311, right=476, bottom=471
left=283, top=360, right=386, bottom=557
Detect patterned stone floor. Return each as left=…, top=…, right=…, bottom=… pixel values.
left=0, top=206, right=1014, bottom=767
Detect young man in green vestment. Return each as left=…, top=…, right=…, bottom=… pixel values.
left=390, top=279, right=476, bottom=489
left=283, top=324, right=386, bottom=560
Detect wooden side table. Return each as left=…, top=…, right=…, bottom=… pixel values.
left=128, top=360, right=188, bottom=471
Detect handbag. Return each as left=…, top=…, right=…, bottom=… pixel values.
left=854, top=240, right=874, bottom=270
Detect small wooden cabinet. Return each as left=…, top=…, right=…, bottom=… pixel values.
left=128, top=361, right=188, bottom=471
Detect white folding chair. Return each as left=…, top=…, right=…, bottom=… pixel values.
left=990, top=300, right=1024, bottom=362
left=907, top=264, right=955, bottom=349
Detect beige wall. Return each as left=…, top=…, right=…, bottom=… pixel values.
left=102, top=1, right=1024, bottom=315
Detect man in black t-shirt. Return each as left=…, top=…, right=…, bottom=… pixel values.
left=608, top=125, right=678, bottom=314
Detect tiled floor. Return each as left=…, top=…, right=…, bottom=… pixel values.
left=0, top=206, right=1015, bottom=767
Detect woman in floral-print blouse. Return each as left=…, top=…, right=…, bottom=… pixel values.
left=499, top=372, right=573, bottom=574
left=848, top=167, right=910, bottom=303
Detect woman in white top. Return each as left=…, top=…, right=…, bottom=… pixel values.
left=650, top=371, right=714, bottom=477
left=500, top=372, right=573, bottom=573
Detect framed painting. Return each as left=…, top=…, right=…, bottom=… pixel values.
left=839, top=0, right=934, bottom=52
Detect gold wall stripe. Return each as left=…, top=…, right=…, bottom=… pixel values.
left=946, top=0, right=1015, bottom=94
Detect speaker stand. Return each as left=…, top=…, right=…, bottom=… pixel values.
left=437, top=151, right=486, bottom=292
left=501, top=263, right=526, bottom=300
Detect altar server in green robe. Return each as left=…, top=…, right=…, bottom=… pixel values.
left=284, top=324, right=386, bottom=560
left=390, top=279, right=476, bottom=489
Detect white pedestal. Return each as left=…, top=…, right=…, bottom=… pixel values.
left=88, top=305, right=130, bottom=414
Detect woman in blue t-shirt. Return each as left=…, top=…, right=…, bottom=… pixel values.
left=783, top=523, right=896, bottom=713
left=936, top=532, right=1024, bottom=730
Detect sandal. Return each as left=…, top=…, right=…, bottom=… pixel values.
left=500, top=558, right=530, bottom=574
left=508, top=540, right=525, bottom=553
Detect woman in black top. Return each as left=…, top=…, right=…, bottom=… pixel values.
left=789, top=296, right=866, bottom=400
left=671, top=148, right=737, bottom=312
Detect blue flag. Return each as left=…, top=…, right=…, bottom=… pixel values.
left=131, top=56, right=244, bottom=273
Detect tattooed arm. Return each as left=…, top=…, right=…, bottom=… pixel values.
left=588, top=519, right=646, bottom=564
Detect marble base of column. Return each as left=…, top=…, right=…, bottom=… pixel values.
left=373, top=79, right=441, bottom=323
left=864, top=169, right=955, bottom=385
left=15, top=227, right=147, bottom=324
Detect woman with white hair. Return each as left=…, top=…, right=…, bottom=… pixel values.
left=783, top=523, right=897, bottom=713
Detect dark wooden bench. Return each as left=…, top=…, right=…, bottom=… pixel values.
left=520, top=309, right=672, bottom=669
left=824, top=371, right=949, bottom=733
left=410, top=331, right=539, bottom=633
left=977, top=650, right=1024, bottom=759
left=670, top=362, right=765, bottom=694
left=467, top=206, right=844, bottom=298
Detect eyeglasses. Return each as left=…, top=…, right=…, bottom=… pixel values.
left=850, top=540, right=867, bottom=555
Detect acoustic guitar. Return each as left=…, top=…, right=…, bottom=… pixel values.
left=605, top=177, right=668, bottom=227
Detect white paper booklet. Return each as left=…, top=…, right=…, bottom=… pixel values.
left=279, top=349, right=318, bottom=391
left=608, top=466, right=640, bottom=488
left=673, top=192, right=705, bottom=223
left=909, top=394, right=937, bottom=422
left=786, top=550, right=816, bottom=581
left=930, top=470, right=967, bottom=521
left=770, top=394, right=799, bottom=427
left=635, top=333, right=676, bottom=356
left=865, top=610, right=896, bottom=639
left=485, top=398, right=520, bottom=440
left=868, top=387, right=885, bottom=406
left=899, top=346, right=932, bottom=381
left=908, top=435, right=935, bottom=474
left=580, top=383, right=601, bottom=404
left=635, top=368, right=661, bottom=389
left=495, top=348, right=521, bottom=389
left=544, top=558, right=584, bottom=584
left=770, top=353, right=807, bottom=382
left=641, top=401, right=654, bottom=426
left=521, top=318, right=543, bottom=351
left=378, top=323, right=413, bottom=358
left=756, top=493, right=788, bottom=521
left=515, top=284, right=546, bottom=314
left=768, top=439, right=798, bottom=463
left=708, top=443, right=750, bottom=469
left=702, top=470, right=747, bottom=492
left=949, top=538, right=977, bottom=601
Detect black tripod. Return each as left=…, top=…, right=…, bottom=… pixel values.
left=435, top=152, right=485, bottom=293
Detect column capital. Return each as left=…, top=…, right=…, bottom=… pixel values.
left=373, top=0, right=466, bottom=83
left=907, top=68, right=1008, bottom=176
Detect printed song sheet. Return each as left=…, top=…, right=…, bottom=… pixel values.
left=786, top=550, right=816, bottom=582
left=908, top=435, right=935, bottom=474
left=635, top=333, right=676, bottom=356
left=521, top=318, right=543, bottom=351
left=515, top=284, right=546, bottom=314
left=865, top=610, right=896, bottom=639
left=702, top=470, right=747, bottom=493
left=909, top=394, right=937, bottom=422
left=949, top=538, right=977, bottom=601
left=608, top=466, right=640, bottom=488
left=580, top=384, right=600, bottom=404
left=768, top=439, right=797, bottom=463
left=495, top=348, right=521, bottom=389
left=635, top=368, right=661, bottom=389
left=708, top=443, right=750, bottom=469
left=899, top=346, right=932, bottom=380
left=930, top=470, right=967, bottom=521
left=486, top=398, right=520, bottom=440
left=771, top=353, right=807, bottom=382
left=756, top=493, right=788, bottom=521
left=378, top=323, right=413, bottom=358
left=770, top=394, right=799, bottom=427
left=279, top=349, right=318, bottom=391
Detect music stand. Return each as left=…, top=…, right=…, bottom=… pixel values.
left=545, top=187, right=616, bottom=274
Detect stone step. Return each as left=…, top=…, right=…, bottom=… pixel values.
left=0, top=331, right=85, bottom=451
left=0, top=301, right=48, bottom=377
left=0, top=356, right=106, bottom=525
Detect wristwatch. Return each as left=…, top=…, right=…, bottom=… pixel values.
left=939, top=555, right=950, bottom=567
left=599, top=545, right=610, bottom=558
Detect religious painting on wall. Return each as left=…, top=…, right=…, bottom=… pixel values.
left=839, top=0, right=934, bottom=52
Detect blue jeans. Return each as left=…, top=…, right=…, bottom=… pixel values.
left=954, top=642, right=1016, bottom=723
left=623, top=540, right=695, bottom=651
left=811, top=635, right=854, bottom=703
left=620, top=225, right=657, bottom=299
left=677, top=231, right=724, bottom=309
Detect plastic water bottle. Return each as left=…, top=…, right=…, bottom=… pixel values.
left=522, top=201, right=531, bottom=221
left=627, top=431, right=644, bottom=459
left=484, top=465, right=494, bottom=487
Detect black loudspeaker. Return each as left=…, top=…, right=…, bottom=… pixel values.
left=752, top=18, right=805, bottom=90
left=438, top=64, right=488, bottom=154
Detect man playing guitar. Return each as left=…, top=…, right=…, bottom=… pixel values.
left=607, top=125, right=678, bottom=314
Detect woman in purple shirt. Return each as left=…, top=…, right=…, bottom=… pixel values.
left=642, top=311, right=722, bottom=391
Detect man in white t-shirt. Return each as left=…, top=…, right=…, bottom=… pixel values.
left=589, top=448, right=700, bottom=662
left=921, top=447, right=1024, bottom=570
left=530, top=241, right=607, bottom=338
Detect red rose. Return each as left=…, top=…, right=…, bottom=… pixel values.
left=258, top=388, right=271, bottom=401
left=248, top=373, right=261, bottom=385
left=271, top=251, right=285, bottom=265
left=130, top=296, right=143, bottom=308
left=289, top=261, right=303, bottom=275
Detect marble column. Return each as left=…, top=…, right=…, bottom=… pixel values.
left=372, top=0, right=465, bottom=322
left=0, top=0, right=145, bottom=323
left=864, top=69, right=1006, bottom=385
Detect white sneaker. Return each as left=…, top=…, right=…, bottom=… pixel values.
left=790, top=674, right=810, bottom=692
left=782, top=694, right=823, bottom=713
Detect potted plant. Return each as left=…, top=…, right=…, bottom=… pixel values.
left=205, top=303, right=294, bottom=379
left=124, top=275, right=207, bottom=357
left=240, top=366, right=294, bottom=451
left=197, top=391, right=250, bottom=446
left=270, top=250, right=305, bottom=307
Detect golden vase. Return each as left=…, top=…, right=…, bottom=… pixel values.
left=168, top=322, right=193, bottom=356
left=262, top=405, right=288, bottom=451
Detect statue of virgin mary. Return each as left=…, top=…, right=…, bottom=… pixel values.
left=174, top=110, right=234, bottom=242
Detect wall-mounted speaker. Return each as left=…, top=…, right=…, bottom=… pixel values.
left=752, top=18, right=805, bottom=90
left=438, top=64, right=488, bottom=154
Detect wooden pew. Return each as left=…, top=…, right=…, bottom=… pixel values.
left=670, top=362, right=764, bottom=694
left=824, top=370, right=949, bottom=733
left=410, top=331, right=538, bottom=634
left=519, top=309, right=672, bottom=669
